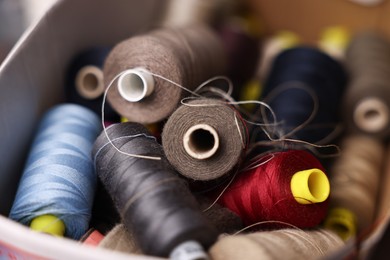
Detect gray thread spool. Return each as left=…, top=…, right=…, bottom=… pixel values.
left=104, top=25, right=226, bottom=124
left=162, top=98, right=246, bottom=181
left=344, top=32, right=390, bottom=139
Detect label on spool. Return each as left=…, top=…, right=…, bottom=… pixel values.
left=170, top=241, right=209, bottom=260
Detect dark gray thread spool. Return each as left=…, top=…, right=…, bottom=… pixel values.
left=162, top=98, right=246, bottom=181
left=344, top=32, right=390, bottom=139
left=93, top=122, right=219, bottom=258
left=103, top=25, right=226, bottom=124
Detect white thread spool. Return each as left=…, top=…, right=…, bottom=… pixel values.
left=353, top=97, right=389, bottom=133
left=117, top=68, right=155, bottom=102
left=75, top=65, right=105, bottom=99
left=183, top=124, right=220, bottom=160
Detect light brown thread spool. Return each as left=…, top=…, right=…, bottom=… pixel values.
left=75, top=65, right=105, bottom=99
left=104, top=25, right=226, bottom=124
left=344, top=32, right=390, bottom=139
left=162, top=98, right=246, bottom=181
left=324, top=135, right=385, bottom=241
left=209, top=229, right=344, bottom=260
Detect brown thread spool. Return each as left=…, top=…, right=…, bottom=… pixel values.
left=344, top=32, right=390, bottom=139
left=103, top=25, right=226, bottom=124
left=162, top=98, right=246, bottom=181
left=324, top=135, right=385, bottom=241
left=209, top=229, right=344, bottom=260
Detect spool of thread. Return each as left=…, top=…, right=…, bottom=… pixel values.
left=257, top=31, right=300, bottom=82
left=318, top=26, right=350, bottom=60
left=65, top=47, right=119, bottom=122
left=324, top=135, right=385, bottom=241
left=209, top=229, right=344, bottom=260
left=217, top=150, right=330, bottom=229
left=343, top=32, right=390, bottom=139
left=93, top=122, right=219, bottom=258
left=196, top=195, right=243, bottom=234
left=9, top=104, right=101, bottom=239
left=162, top=0, right=233, bottom=27
left=162, top=98, right=247, bottom=181
left=217, top=16, right=261, bottom=100
left=377, top=145, right=390, bottom=219
left=103, top=25, right=226, bottom=124
left=256, top=46, right=347, bottom=144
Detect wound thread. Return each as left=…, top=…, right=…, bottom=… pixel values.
left=217, top=150, right=329, bottom=229
left=162, top=98, right=247, bottom=181
left=255, top=46, right=347, bottom=145
left=9, top=104, right=101, bottom=239
left=209, top=229, right=344, bottom=260
left=325, top=135, right=385, bottom=240
left=65, top=47, right=120, bottom=122
left=344, top=32, right=390, bottom=139
left=103, top=25, right=226, bottom=124
left=93, top=122, right=219, bottom=257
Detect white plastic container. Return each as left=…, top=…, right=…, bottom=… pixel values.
left=0, top=0, right=387, bottom=259
left=0, top=0, right=165, bottom=258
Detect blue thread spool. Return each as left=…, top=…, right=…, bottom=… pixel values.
left=254, top=46, right=347, bottom=146
left=9, top=103, right=101, bottom=239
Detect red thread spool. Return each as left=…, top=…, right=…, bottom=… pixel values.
left=217, top=150, right=330, bottom=229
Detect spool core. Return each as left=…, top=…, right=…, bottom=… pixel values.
left=30, top=214, right=65, bottom=237
left=183, top=124, right=219, bottom=160
left=75, top=65, right=105, bottom=99
left=324, top=208, right=356, bottom=241
left=290, top=168, right=330, bottom=204
left=353, top=97, right=389, bottom=133
left=118, top=68, right=155, bottom=102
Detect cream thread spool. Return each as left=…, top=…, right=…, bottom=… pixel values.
left=117, top=68, right=155, bottom=102
left=75, top=65, right=105, bottom=99
left=208, top=229, right=344, bottom=260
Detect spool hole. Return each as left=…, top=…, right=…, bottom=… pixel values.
left=189, top=129, right=215, bottom=154
left=307, top=171, right=328, bottom=201
left=329, top=223, right=350, bottom=237
left=82, top=72, right=99, bottom=92
left=364, top=109, right=380, bottom=122
left=183, top=124, right=220, bottom=160
left=354, top=98, right=389, bottom=133
left=118, top=72, right=146, bottom=102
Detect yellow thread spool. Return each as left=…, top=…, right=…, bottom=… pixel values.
left=290, top=168, right=330, bottom=204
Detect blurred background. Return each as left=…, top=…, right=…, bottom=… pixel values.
left=0, top=0, right=57, bottom=62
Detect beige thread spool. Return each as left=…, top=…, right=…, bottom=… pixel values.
left=324, top=135, right=385, bottom=241
left=209, top=229, right=344, bottom=260
left=75, top=65, right=105, bottom=99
